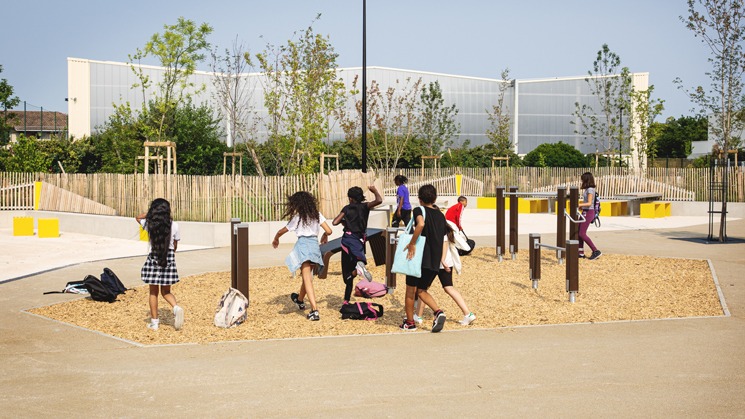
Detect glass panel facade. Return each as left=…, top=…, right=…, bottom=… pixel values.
left=79, top=60, right=645, bottom=155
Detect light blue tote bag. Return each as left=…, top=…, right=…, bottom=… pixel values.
left=391, top=206, right=426, bottom=278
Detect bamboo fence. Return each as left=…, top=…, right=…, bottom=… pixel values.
left=1, top=167, right=743, bottom=222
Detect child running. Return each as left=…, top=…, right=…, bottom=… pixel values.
left=391, top=175, right=411, bottom=227
left=414, top=220, right=476, bottom=326
left=332, top=185, right=383, bottom=305
left=136, top=198, right=184, bottom=331
left=400, top=184, right=448, bottom=333
left=272, top=191, right=332, bottom=321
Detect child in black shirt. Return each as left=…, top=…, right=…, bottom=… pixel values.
left=400, top=184, right=447, bottom=332
left=332, top=185, right=383, bottom=304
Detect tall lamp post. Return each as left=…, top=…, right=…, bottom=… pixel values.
left=361, top=0, right=367, bottom=173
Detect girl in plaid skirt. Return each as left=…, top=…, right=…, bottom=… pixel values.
left=272, top=191, right=332, bottom=321
left=136, top=198, right=184, bottom=331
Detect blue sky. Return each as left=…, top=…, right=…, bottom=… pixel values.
left=1, top=0, right=710, bottom=120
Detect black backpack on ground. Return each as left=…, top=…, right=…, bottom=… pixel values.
left=339, top=302, right=384, bottom=320
left=83, top=275, right=118, bottom=303
left=100, top=267, right=127, bottom=295
left=43, top=280, right=89, bottom=295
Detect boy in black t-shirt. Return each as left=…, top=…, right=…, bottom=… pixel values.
left=400, top=184, right=447, bottom=332
left=332, top=185, right=383, bottom=304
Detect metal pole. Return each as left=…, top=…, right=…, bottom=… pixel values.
left=236, top=223, right=250, bottom=303
left=230, top=218, right=241, bottom=289
left=496, top=186, right=505, bottom=262
left=361, top=0, right=367, bottom=173
left=509, top=186, right=518, bottom=259
left=566, top=239, right=579, bottom=302
left=557, top=187, right=566, bottom=260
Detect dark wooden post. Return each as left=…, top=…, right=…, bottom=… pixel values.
left=556, top=187, right=566, bottom=258
left=566, top=239, right=579, bottom=302
left=496, top=186, right=505, bottom=262
left=230, top=218, right=240, bottom=289
left=236, top=223, right=250, bottom=303
left=509, top=186, right=518, bottom=259
left=529, top=233, right=541, bottom=289
left=569, top=187, right=579, bottom=242
left=385, top=228, right=397, bottom=290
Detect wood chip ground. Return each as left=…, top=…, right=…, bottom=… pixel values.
left=29, top=248, right=723, bottom=345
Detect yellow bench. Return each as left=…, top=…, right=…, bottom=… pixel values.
left=476, top=197, right=511, bottom=210
left=640, top=201, right=671, bottom=218
left=13, top=217, right=34, bottom=236
left=518, top=198, right=548, bottom=214
left=600, top=200, right=629, bottom=216
left=38, top=218, right=60, bottom=238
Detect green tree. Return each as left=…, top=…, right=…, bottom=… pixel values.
left=169, top=99, right=227, bottom=175
left=129, top=17, right=213, bottom=142
left=485, top=68, right=514, bottom=157
left=678, top=0, right=744, bottom=242
left=1, top=65, right=21, bottom=145
left=652, top=115, right=708, bottom=158
left=572, top=45, right=634, bottom=167
left=523, top=142, right=588, bottom=167
left=256, top=17, right=346, bottom=175
left=630, top=86, right=665, bottom=167
left=677, top=0, right=744, bottom=153
left=3, top=136, right=52, bottom=172
left=418, top=80, right=460, bottom=158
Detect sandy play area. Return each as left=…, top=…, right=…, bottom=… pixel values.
left=29, top=247, right=724, bottom=345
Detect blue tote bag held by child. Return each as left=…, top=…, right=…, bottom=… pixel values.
left=391, top=206, right=426, bottom=278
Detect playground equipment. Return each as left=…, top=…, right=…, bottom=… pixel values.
left=495, top=186, right=582, bottom=262
left=529, top=234, right=580, bottom=302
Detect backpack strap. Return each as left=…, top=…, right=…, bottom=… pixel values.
left=364, top=302, right=378, bottom=321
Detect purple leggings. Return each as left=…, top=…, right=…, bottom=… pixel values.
left=578, top=209, right=597, bottom=254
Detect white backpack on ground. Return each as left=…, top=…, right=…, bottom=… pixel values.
left=214, top=288, right=248, bottom=328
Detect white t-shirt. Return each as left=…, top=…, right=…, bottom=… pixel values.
left=139, top=219, right=180, bottom=249
left=286, top=213, right=327, bottom=237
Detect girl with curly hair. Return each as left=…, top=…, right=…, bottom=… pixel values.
left=136, top=198, right=184, bottom=331
left=273, top=191, right=332, bottom=321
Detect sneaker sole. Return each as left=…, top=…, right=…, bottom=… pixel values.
left=356, top=262, right=373, bottom=282
left=173, top=307, right=184, bottom=330
left=460, top=316, right=476, bottom=326
left=399, top=326, right=417, bottom=332
left=432, top=313, right=446, bottom=333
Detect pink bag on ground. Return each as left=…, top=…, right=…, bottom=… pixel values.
left=354, top=280, right=388, bottom=298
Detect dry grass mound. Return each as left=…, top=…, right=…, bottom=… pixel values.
left=29, top=248, right=723, bottom=345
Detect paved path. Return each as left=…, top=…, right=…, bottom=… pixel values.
left=1, top=218, right=744, bottom=417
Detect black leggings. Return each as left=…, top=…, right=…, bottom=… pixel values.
left=391, top=209, right=412, bottom=227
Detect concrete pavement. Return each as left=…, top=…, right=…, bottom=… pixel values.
left=1, top=215, right=744, bottom=417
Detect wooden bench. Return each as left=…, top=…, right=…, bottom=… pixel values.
left=317, top=228, right=387, bottom=279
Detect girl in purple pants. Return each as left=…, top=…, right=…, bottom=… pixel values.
left=578, top=172, right=602, bottom=260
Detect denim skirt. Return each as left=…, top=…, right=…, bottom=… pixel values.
left=285, top=236, right=324, bottom=276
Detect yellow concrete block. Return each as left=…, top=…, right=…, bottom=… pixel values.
left=476, top=197, right=495, bottom=209
left=476, top=197, right=510, bottom=210
left=517, top=198, right=532, bottom=214
left=554, top=200, right=570, bottom=214
left=653, top=201, right=671, bottom=217
left=139, top=226, right=149, bottom=241
left=527, top=198, right=548, bottom=213
left=38, top=218, right=59, bottom=238
left=654, top=202, right=667, bottom=218
left=13, top=217, right=34, bottom=236
left=640, top=202, right=657, bottom=218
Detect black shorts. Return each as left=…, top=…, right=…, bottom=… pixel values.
left=405, top=268, right=438, bottom=290
left=436, top=268, right=453, bottom=287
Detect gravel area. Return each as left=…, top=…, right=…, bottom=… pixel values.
left=29, top=247, right=723, bottom=345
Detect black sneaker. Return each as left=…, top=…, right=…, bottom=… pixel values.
left=588, top=250, right=602, bottom=260
left=399, top=320, right=417, bottom=331
left=432, top=310, right=446, bottom=333
left=307, top=310, right=320, bottom=321
left=290, top=293, right=306, bottom=310
left=578, top=254, right=586, bottom=259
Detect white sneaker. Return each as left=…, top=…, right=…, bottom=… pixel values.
left=460, top=313, right=476, bottom=326
left=413, top=314, right=423, bottom=325
left=147, top=321, right=159, bottom=331
left=173, top=306, right=184, bottom=330
left=356, top=261, right=373, bottom=282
